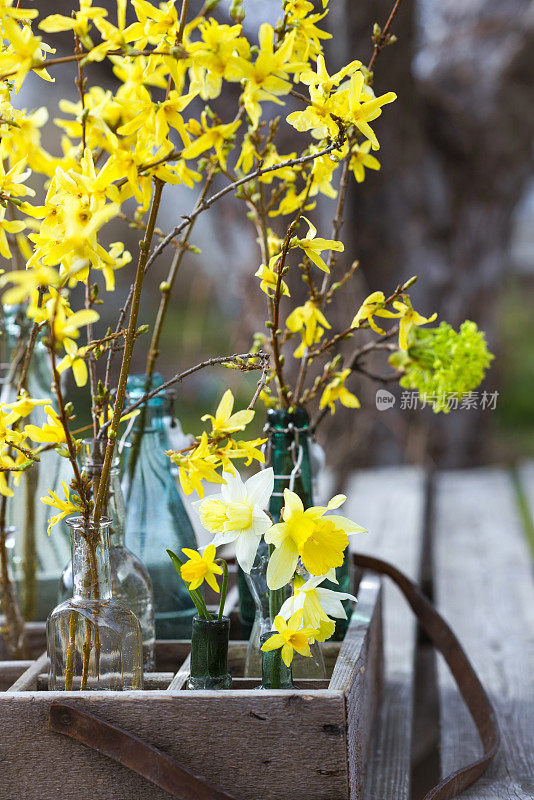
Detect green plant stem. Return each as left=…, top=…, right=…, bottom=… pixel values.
left=92, top=178, right=164, bottom=525
left=267, top=544, right=285, bottom=623
left=216, top=559, right=228, bottom=619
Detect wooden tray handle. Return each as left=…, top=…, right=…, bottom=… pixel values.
left=352, top=552, right=500, bottom=800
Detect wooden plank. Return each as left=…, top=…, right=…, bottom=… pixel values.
left=0, top=660, right=33, bottom=691
left=0, top=690, right=349, bottom=800
left=6, top=650, right=48, bottom=692
left=329, top=575, right=383, bottom=799
left=343, top=466, right=426, bottom=800
left=517, top=460, right=534, bottom=558
left=433, top=468, right=534, bottom=799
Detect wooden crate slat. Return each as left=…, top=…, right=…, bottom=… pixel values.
left=0, top=690, right=349, bottom=800
left=6, top=650, right=48, bottom=692
left=329, top=574, right=383, bottom=799
left=433, top=468, right=534, bottom=799
left=0, top=659, right=33, bottom=690
left=344, top=465, right=426, bottom=800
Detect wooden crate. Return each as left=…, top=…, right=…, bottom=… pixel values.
left=0, top=573, right=382, bottom=800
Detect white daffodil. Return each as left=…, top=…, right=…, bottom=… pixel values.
left=278, top=573, right=357, bottom=642
left=194, top=467, right=274, bottom=573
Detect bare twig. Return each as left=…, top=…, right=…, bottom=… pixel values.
left=367, top=0, right=405, bottom=73
left=98, top=352, right=268, bottom=436
left=144, top=139, right=343, bottom=273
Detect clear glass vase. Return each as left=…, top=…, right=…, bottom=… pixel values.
left=47, top=517, right=143, bottom=691
left=1, top=305, right=71, bottom=621
left=121, top=374, right=197, bottom=639
left=0, top=526, right=27, bottom=659
left=187, top=614, right=232, bottom=690
left=243, top=408, right=326, bottom=680
left=58, top=440, right=156, bottom=671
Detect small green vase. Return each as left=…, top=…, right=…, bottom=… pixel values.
left=188, top=614, right=232, bottom=690
left=260, top=632, right=295, bottom=690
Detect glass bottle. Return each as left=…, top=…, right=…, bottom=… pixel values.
left=244, top=408, right=326, bottom=679
left=58, top=440, right=156, bottom=670
left=187, top=614, right=232, bottom=690
left=47, top=517, right=143, bottom=690
left=121, top=374, right=197, bottom=639
left=0, top=526, right=27, bottom=659
left=1, top=305, right=71, bottom=621
left=260, top=631, right=295, bottom=690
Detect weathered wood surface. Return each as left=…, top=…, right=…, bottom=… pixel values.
left=344, top=466, right=426, bottom=800
left=433, top=468, right=534, bottom=799
left=6, top=650, right=48, bottom=692
left=0, top=690, right=349, bottom=800
left=0, top=659, right=33, bottom=691
left=328, top=575, right=383, bottom=799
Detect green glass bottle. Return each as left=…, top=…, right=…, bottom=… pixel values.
left=188, top=614, right=232, bottom=690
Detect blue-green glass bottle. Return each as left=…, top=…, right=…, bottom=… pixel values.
left=121, top=374, right=197, bottom=639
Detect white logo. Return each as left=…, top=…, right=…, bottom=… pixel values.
left=376, top=389, right=395, bottom=411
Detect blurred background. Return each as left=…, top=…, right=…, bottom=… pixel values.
left=17, top=0, right=534, bottom=477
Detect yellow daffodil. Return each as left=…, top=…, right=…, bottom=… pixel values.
left=41, top=481, right=81, bottom=534
left=291, top=217, right=343, bottom=273
left=265, top=489, right=366, bottom=589
left=319, top=369, right=360, bottom=415
left=261, top=610, right=319, bottom=667
left=180, top=544, right=223, bottom=592
left=279, top=573, right=357, bottom=642
left=201, top=389, right=254, bottom=437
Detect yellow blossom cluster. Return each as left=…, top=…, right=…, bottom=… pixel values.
left=0, top=396, right=61, bottom=497
left=165, top=390, right=265, bottom=497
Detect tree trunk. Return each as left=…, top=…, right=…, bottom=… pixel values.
left=326, top=0, right=534, bottom=467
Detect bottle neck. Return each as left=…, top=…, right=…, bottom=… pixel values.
left=69, top=519, right=112, bottom=601
left=266, top=409, right=313, bottom=522
left=80, top=445, right=125, bottom=546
